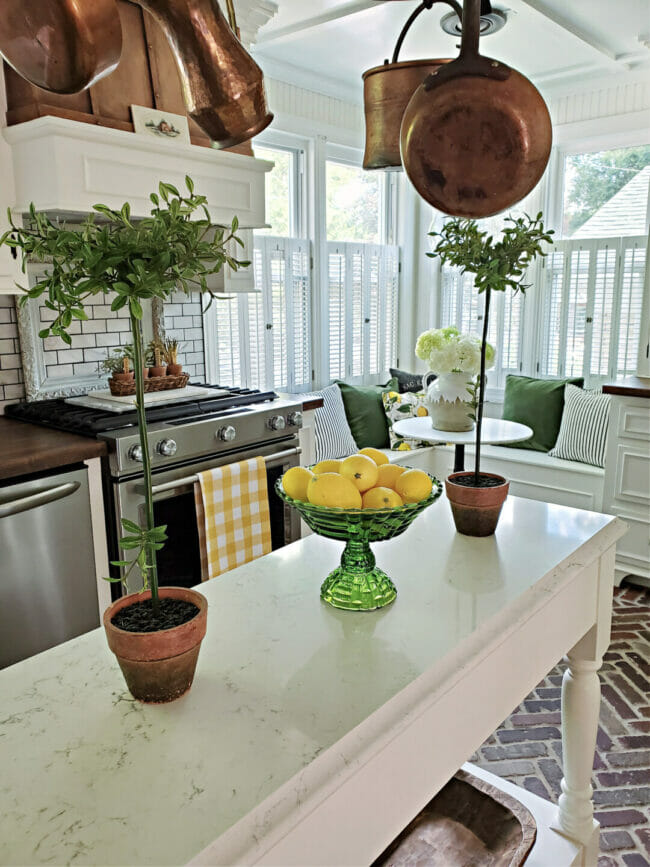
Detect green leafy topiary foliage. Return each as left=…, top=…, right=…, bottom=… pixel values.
left=427, top=214, right=554, bottom=484
left=1, top=176, right=247, bottom=609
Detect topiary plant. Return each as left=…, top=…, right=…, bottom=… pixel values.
left=1, top=176, right=246, bottom=612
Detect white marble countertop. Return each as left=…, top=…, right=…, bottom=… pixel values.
left=0, top=496, right=624, bottom=866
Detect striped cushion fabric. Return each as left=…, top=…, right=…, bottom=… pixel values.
left=305, top=384, right=358, bottom=462
left=548, top=384, right=611, bottom=467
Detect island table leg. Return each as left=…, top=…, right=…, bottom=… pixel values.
left=554, top=545, right=616, bottom=865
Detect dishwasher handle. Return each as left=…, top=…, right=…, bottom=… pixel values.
left=0, top=481, right=81, bottom=519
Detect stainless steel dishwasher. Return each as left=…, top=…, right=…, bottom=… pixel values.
left=0, top=465, right=100, bottom=668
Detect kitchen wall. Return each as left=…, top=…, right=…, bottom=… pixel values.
left=0, top=295, right=24, bottom=414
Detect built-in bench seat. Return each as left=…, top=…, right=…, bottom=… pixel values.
left=406, top=443, right=605, bottom=513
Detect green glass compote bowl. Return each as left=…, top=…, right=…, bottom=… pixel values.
left=275, top=469, right=442, bottom=611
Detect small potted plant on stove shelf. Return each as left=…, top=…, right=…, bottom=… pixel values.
left=427, top=213, right=553, bottom=537
left=147, top=338, right=168, bottom=378
left=101, top=346, right=137, bottom=384
left=1, top=176, right=247, bottom=702
left=162, top=337, right=183, bottom=376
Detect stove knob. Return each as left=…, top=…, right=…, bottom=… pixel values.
left=268, top=415, right=286, bottom=431
left=128, top=444, right=143, bottom=463
left=217, top=425, right=237, bottom=442
left=287, top=411, right=303, bottom=428
left=156, top=438, right=177, bottom=457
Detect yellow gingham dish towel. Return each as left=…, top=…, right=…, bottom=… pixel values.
left=194, top=457, right=272, bottom=580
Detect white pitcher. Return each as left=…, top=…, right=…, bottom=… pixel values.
left=423, top=371, right=474, bottom=432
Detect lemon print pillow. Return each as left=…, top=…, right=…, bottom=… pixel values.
left=382, top=391, right=430, bottom=451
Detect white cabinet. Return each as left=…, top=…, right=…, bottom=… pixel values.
left=603, top=392, right=650, bottom=584
left=0, top=64, right=23, bottom=295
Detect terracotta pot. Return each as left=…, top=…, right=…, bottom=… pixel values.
left=112, top=371, right=134, bottom=383
left=166, top=363, right=183, bottom=376
left=104, top=586, right=208, bottom=703
left=142, top=367, right=150, bottom=379
left=445, top=471, right=509, bottom=537
left=149, top=365, right=167, bottom=378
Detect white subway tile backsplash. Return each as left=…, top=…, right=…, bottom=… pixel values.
left=49, top=363, right=73, bottom=378
left=58, top=349, right=83, bottom=364
left=0, top=324, right=17, bottom=339
left=173, top=316, right=194, bottom=329
left=3, top=384, right=24, bottom=400
left=83, top=348, right=109, bottom=362
left=69, top=333, right=97, bottom=349
left=106, top=320, right=131, bottom=332
left=0, top=353, right=22, bottom=369
left=92, top=306, right=116, bottom=319
left=0, top=308, right=11, bottom=324
left=0, top=338, right=14, bottom=354
left=81, top=320, right=107, bottom=333
left=43, top=335, right=68, bottom=351
left=95, top=333, right=117, bottom=347
left=73, top=361, right=101, bottom=376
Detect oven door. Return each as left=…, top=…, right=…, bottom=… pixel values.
left=109, top=437, right=301, bottom=596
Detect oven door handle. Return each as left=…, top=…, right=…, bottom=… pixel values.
left=147, top=446, right=302, bottom=496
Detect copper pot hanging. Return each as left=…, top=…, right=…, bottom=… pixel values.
left=0, top=0, right=122, bottom=94
left=362, top=0, right=461, bottom=171
left=133, top=0, right=273, bottom=149
left=400, top=0, right=552, bottom=217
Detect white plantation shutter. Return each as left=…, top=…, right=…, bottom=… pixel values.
left=439, top=265, right=525, bottom=389
left=538, top=236, right=647, bottom=384
left=616, top=238, right=646, bottom=376
left=209, top=236, right=311, bottom=392
left=326, top=242, right=399, bottom=382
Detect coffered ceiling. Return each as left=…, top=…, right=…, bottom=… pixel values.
left=252, top=0, right=650, bottom=102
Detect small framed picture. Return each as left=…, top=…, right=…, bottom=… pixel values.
left=130, top=105, right=191, bottom=145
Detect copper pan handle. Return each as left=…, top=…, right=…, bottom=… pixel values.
left=391, top=0, right=463, bottom=63
left=423, top=0, right=510, bottom=87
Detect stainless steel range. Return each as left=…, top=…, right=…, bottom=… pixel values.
left=6, top=386, right=303, bottom=594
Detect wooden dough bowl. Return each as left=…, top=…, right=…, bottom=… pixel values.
left=373, top=768, right=537, bottom=866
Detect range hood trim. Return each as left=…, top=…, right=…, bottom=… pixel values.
left=3, top=116, right=272, bottom=229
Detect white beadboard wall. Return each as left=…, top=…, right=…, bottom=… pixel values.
left=546, top=75, right=650, bottom=128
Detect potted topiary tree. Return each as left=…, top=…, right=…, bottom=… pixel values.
left=428, top=213, right=553, bottom=536
left=1, top=177, right=246, bottom=702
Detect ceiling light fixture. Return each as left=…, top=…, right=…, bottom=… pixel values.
left=440, top=0, right=507, bottom=37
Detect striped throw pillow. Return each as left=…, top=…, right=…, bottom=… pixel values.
left=548, top=384, right=611, bottom=467
left=304, top=384, right=358, bottom=462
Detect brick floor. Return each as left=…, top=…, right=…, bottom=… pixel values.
left=472, top=582, right=650, bottom=867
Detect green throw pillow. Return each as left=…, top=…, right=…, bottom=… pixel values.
left=336, top=379, right=398, bottom=449
left=502, top=374, right=584, bottom=452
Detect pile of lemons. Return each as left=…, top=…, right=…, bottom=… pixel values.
left=281, top=447, right=433, bottom=510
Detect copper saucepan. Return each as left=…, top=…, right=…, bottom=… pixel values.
left=400, top=0, right=552, bottom=217
left=0, top=0, right=122, bottom=94
left=133, top=0, right=273, bottom=149
left=362, top=0, right=461, bottom=171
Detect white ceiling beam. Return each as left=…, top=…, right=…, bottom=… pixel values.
left=512, top=0, right=632, bottom=70
left=257, top=0, right=381, bottom=43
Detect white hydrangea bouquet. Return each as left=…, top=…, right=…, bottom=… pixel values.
left=415, top=326, right=495, bottom=430
left=415, top=325, right=494, bottom=376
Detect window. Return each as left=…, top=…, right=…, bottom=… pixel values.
left=538, top=236, right=647, bottom=383
left=324, top=154, right=398, bottom=383
left=254, top=144, right=303, bottom=237
left=561, top=145, right=650, bottom=239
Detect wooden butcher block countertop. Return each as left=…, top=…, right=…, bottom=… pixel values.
left=0, top=416, right=107, bottom=482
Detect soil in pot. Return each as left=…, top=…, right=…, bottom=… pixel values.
left=104, top=587, right=207, bottom=703
left=111, top=597, right=199, bottom=632
left=445, top=471, right=509, bottom=537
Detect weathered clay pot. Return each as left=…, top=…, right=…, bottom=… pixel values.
left=104, top=586, right=208, bottom=703
left=149, top=365, right=167, bottom=378
left=445, top=471, right=509, bottom=537
left=142, top=367, right=150, bottom=379
left=166, top=363, right=183, bottom=376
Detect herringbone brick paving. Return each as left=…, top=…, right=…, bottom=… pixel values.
left=472, top=583, right=650, bottom=867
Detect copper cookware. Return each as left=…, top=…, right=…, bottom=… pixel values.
left=0, top=0, right=122, bottom=94
left=362, top=0, right=460, bottom=171
left=133, top=0, right=272, bottom=149
left=400, top=0, right=552, bottom=217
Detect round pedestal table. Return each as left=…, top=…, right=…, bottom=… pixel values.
left=392, top=416, right=533, bottom=473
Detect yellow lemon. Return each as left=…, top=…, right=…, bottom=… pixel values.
left=416, top=406, right=428, bottom=417
left=396, top=469, right=433, bottom=503
left=340, top=454, right=379, bottom=492
left=362, top=487, right=404, bottom=510
left=358, top=447, right=389, bottom=466
left=281, top=466, right=314, bottom=501
left=312, top=459, right=342, bottom=474
left=376, top=463, right=406, bottom=490
left=307, top=473, right=362, bottom=509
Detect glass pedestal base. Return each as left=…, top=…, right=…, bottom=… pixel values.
left=320, top=539, right=397, bottom=611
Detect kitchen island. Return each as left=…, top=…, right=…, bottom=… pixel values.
left=0, top=495, right=625, bottom=866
